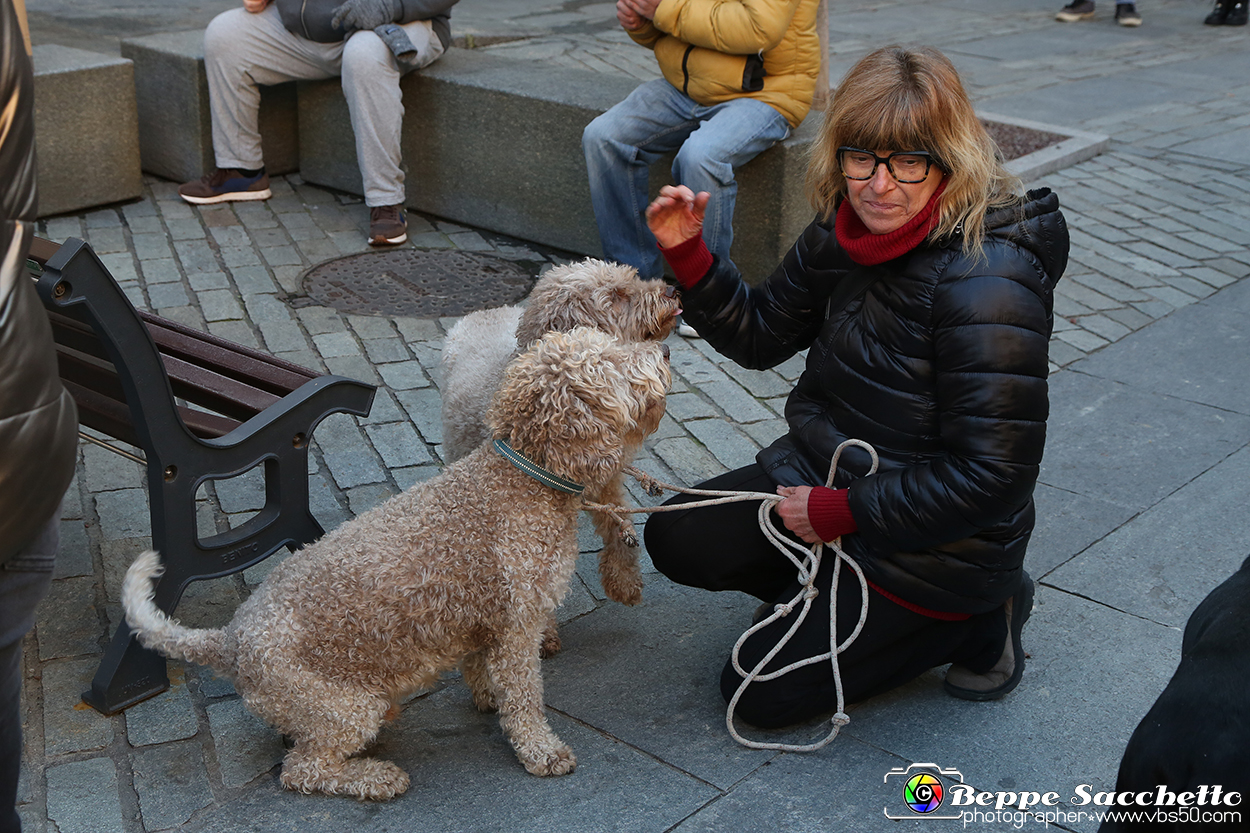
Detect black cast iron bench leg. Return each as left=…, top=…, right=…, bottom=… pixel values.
left=38, top=240, right=375, bottom=714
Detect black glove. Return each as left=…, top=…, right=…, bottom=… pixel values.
left=331, top=0, right=401, bottom=32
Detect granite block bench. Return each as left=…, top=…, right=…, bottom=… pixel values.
left=28, top=236, right=376, bottom=714
left=31, top=45, right=143, bottom=217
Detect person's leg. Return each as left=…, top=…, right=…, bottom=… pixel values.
left=0, top=514, right=59, bottom=833
left=644, top=464, right=804, bottom=602
left=204, top=5, right=343, bottom=171
left=582, top=80, right=706, bottom=278
left=670, top=98, right=791, bottom=270
left=339, top=20, right=444, bottom=209
left=0, top=638, right=21, bottom=833
left=721, top=555, right=1009, bottom=729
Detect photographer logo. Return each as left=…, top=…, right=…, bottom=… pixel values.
left=884, top=763, right=965, bottom=820
left=904, top=772, right=945, bottom=813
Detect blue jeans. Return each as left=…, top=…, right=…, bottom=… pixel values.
left=1, top=512, right=58, bottom=833
left=583, top=79, right=791, bottom=279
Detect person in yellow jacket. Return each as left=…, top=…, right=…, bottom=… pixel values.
left=583, top=0, right=820, bottom=308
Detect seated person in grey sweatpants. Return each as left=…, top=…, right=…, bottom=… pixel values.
left=178, top=0, right=458, bottom=246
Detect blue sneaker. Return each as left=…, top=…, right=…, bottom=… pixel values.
left=178, top=168, right=272, bottom=205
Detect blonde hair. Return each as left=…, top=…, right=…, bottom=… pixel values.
left=806, top=45, right=1020, bottom=257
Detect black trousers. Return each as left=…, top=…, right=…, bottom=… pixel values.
left=643, top=464, right=1007, bottom=729
left=1, top=513, right=59, bottom=833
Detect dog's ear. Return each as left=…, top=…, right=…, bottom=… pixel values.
left=516, top=260, right=597, bottom=346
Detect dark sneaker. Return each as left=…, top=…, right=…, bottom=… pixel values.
left=368, top=204, right=408, bottom=246
left=1204, top=0, right=1229, bottom=24
left=1055, top=0, right=1096, bottom=20
left=178, top=168, right=271, bottom=205
left=1226, top=0, right=1248, bottom=24
left=1115, top=2, right=1142, bottom=25
left=943, top=573, right=1035, bottom=701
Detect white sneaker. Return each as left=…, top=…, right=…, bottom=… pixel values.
left=677, top=321, right=701, bottom=338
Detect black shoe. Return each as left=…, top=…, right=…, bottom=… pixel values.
left=1056, top=0, right=1096, bottom=21
left=1205, top=0, right=1229, bottom=23
left=1115, top=2, right=1142, bottom=25
left=943, top=572, right=1035, bottom=701
left=1203, top=0, right=1245, bottom=23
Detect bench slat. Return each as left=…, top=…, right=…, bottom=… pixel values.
left=140, top=312, right=318, bottom=394
left=56, top=346, right=242, bottom=441
left=162, top=353, right=282, bottom=420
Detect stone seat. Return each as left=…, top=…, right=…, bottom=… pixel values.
left=31, top=45, right=143, bottom=217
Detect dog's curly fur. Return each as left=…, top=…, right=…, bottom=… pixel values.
left=440, top=259, right=680, bottom=638
left=122, top=328, right=671, bottom=801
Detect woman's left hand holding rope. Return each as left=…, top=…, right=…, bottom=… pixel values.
left=775, top=486, right=823, bottom=544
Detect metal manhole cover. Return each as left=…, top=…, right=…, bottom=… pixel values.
left=298, top=249, right=540, bottom=318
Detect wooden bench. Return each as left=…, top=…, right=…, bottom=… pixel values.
left=28, top=237, right=376, bottom=715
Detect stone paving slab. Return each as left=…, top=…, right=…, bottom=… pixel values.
left=543, top=577, right=777, bottom=790
left=182, top=687, right=720, bottom=833
left=1040, top=369, right=1250, bottom=512
left=1048, top=446, right=1250, bottom=628
left=1067, top=272, right=1250, bottom=414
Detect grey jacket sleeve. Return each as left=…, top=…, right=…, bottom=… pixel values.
left=395, top=0, right=456, bottom=47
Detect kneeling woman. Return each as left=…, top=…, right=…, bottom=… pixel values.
left=643, top=45, right=1069, bottom=729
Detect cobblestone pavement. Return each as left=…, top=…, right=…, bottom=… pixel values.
left=17, top=1, right=1250, bottom=832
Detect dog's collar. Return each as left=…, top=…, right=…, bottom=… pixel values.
left=492, top=439, right=585, bottom=496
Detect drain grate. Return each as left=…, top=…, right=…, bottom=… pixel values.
left=297, top=248, right=540, bottom=318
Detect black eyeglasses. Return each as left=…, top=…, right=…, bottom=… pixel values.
left=837, top=147, right=937, bottom=183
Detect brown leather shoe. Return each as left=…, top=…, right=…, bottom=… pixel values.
left=177, top=168, right=271, bottom=205
left=368, top=204, right=408, bottom=246
left=944, top=573, right=1035, bottom=701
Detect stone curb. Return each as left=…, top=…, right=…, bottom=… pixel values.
left=981, top=110, right=1112, bottom=183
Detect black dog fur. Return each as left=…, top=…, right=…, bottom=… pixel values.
left=1099, top=554, right=1250, bottom=831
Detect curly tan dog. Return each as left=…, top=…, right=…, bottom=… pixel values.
left=440, top=259, right=680, bottom=634
left=122, top=328, right=671, bottom=800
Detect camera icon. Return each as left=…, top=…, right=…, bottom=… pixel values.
left=883, top=762, right=966, bottom=820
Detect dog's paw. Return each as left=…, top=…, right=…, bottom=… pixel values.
left=523, top=746, right=577, bottom=777
left=602, top=572, right=643, bottom=606
left=471, top=687, right=499, bottom=713
left=539, top=624, right=562, bottom=659
left=354, top=761, right=411, bottom=801
left=281, top=757, right=411, bottom=801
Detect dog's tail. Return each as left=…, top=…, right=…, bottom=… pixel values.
left=121, top=550, right=236, bottom=675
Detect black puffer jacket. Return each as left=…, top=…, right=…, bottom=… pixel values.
left=682, top=189, right=1069, bottom=614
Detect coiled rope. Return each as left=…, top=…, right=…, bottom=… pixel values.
left=582, top=439, right=878, bottom=752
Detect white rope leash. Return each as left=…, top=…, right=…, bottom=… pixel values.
left=583, top=439, right=879, bottom=752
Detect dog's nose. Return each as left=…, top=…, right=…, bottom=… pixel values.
left=660, top=343, right=670, bottom=360
left=664, top=284, right=679, bottom=299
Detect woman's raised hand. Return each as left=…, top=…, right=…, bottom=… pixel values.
left=646, top=185, right=709, bottom=249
